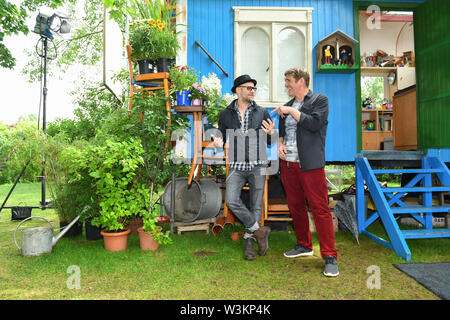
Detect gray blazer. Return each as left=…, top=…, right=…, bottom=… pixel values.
left=279, top=90, right=329, bottom=171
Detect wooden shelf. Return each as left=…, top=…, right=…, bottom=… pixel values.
left=134, top=72, right=170, bottom=82
left=362, top=109, right=393, bottom=112
left=172, top=105, right=205, bottom=113
left=362, top=108, right=393, bottom=150
left=317, top=66, right=359, bottom=74
left=361, top=67, right=396, bottom=73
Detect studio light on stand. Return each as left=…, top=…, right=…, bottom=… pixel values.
left=0, top=12, right=71, bottom=216
left=33, top=13, right=71, bottom=209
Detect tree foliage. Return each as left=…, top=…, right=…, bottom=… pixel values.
left=0, top=0, right=70, bottom=69
left=22, top=0, right=116, bottom=83
left=361, top=76, right=385, bottom=105
left=0, top=118, right=44, bottom=184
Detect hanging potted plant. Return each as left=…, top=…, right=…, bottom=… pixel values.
left=169, top=65, right=198, bottom=106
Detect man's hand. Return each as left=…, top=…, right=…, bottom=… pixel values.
left=210, top=134, right=223, bottom=148
left=278, top=143, right=287, bottom=160
left=272, top=106, right=300, bottom=121
left=271, top=106, right=292, bottom=119
left=262, top=118, right=276, bottom=135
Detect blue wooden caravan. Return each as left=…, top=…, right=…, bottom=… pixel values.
left=174, top=0, right=450, bottom=260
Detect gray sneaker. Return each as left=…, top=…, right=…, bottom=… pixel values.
left=323, top=255, right=339, bottom=277
left=283, top=244, right=314, bottom=258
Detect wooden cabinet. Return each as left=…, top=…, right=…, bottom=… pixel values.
left=393, top=86, right=417, bottom=150
left=362, top=109, right=393, bottom=150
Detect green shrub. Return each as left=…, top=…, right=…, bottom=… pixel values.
left=0, top=119, right=43, bottom=184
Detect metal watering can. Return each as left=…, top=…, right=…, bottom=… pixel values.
left=14, top=215, right=80, bottom=257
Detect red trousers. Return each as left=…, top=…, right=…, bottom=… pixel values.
left=280, top=160, right=337, bottom=259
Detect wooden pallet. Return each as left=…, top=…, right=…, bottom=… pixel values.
left=173, top=218, right=216, bottom=235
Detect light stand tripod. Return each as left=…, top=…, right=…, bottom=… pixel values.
left=39, top=35, right=50, bottom=209
left=0, top=13, right=70, bottom=216
left=0, top=35, right=53, bottom=215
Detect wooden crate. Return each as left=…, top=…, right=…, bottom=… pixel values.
left=173, top=218, right=216, bottom=235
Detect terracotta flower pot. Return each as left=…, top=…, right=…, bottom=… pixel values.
left=101, top=228, right=131, bottom=252
left=230, top=231, right=244, bottom=242
left=230, top=232, right=240, bottom=242
left=137, top=227, right=160, bottom=251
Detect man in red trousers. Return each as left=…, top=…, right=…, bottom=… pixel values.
left=272, top=67, right=338, bottom=277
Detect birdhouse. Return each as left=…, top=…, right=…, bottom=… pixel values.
left=316, top=29, right=359, bottom=73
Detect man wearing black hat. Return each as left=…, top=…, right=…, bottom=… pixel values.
left=211, top=74, right=276, bottom=260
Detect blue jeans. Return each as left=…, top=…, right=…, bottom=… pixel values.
left=225, top=166, right=266, bottom=233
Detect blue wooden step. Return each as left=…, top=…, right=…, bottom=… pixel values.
left=372, top=169, right=444, bottom=174
left=401, top=228, right=450, bottom=239
left=391, top=206, right=450, bottom=214
left=381, top=186, right=450, bottom=193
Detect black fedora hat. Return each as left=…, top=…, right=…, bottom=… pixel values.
left=231, top=74, right=257, bottom=93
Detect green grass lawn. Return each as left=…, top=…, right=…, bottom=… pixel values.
left=0, top=183, right=448, bottom=300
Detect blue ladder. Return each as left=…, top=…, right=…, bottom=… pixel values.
left=355, top=156, right=450, bottom=261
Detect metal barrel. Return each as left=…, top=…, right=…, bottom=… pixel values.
left=163, top=178, right=222, bottom=223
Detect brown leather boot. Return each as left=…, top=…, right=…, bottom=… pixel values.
left=253, top=226, right=271, bottom=256
left=244, top=238, right=256, bottom=260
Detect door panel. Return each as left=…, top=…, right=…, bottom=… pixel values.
left=414, top=0, right=450, bottom=149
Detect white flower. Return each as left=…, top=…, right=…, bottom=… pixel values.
left=201, top=73, right=222, bottom=95
left=222, top=93, right=236, bottom=105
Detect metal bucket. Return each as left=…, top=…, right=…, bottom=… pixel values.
left=163, top=178, right=222, bottom=223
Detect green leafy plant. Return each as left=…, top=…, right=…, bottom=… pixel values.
left=43, top=135, right=99, bottom=223
left=62, top=138, right=150, bottom=232
left=0, top=118, right=43, bottom=184
left=129, top=19, right=179, bottom=61
left=106, top=0, right=179, bottom=28
left=141, top=212, right=172, bottom=245
left=189, top=82, right=207, bottom=101
left=169, top=65, right=198, bottom=93
left=129, top=90, right=189, bottom=203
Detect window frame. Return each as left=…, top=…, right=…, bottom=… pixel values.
left=233, top=6, right=314, bottom=106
